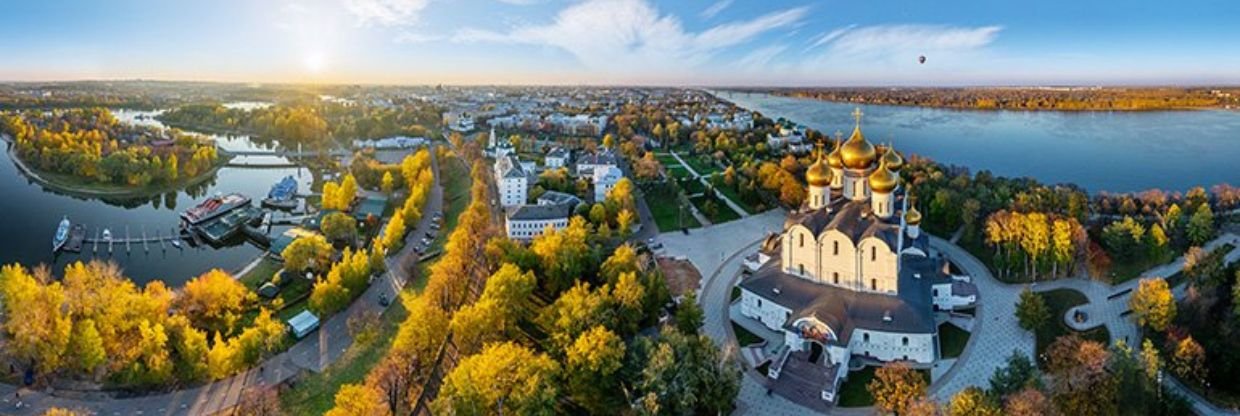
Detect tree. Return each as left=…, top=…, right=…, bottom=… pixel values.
left=337, top=173, right=358, bottom=210
left=281, top=234, right=333, bottom=272
left=382, top=209, right=407, bottom=250
left=325, top=383, right=386, bottom=416
left=869, top=362, right=928, bottom=415
left=674, top=292, right=705, bottom=334
left=67, top=319, right=106, bottom=375
left=617, top=209, right=636, bottom=237
left=381, top=171, right=395, bottom=195
left=1015, top=288, right=1050, bottom=331
left=988, top=350, right=1039, bottom=399
left=566, top=326, right=626, bottom=413
left=530, top=217, right=592, bottom=295
left=1140, top=338, right=1162, bottom=384
left=589, top=203, right=607, bottom=225
left=0, top=264, right=71, bottom=373
left=433, top=342, right=560, bottom=416
left=1186, top=204, right=1214, bottom=245
left=1129, top=278, right=1175, bottom=332
left=1170, top=336, right=1206, bottom=384
left=600, top=244, right=640, bottom=284
left=322, top=181, right=340, bottom=210
left=1044, top=335, right=1115, bottom=416
left=948, top=386, right=1001, bottom=416
left=635, top=329, right=740, bottom=415
left=235, top=387, right=283, bottom=416
left=321, top=212, right=357, bottom=243
left=180, top=269, right=254, bottom=335
left=1003, top=387, right=1051, bottom=416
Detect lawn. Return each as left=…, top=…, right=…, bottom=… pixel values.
left=679, top=178, right=706, bottom=195
left=654, top=153, right=681, bottom=167
left=732, top=322, right=764, bottom=346
left=644, top=187, right=701, bottom=231
left=713, top=182, right=761, bottom=214
left=838, top=366, right=931, bottom=407
left=690, top=194, right=741, bottom=224
left=666, top=165, right=694, bottom=180
left=938, top=323, right=970, bottom=359
left=1035, top=288, right=1111, bottom=363
left=1107, top=250, right=1175, bottom=284
left=680, top=154, right=721, bottom=176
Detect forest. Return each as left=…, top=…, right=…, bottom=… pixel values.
left=769, top=87, right=1240, bottom=111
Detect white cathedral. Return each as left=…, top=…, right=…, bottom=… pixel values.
left=737, top=110, right=977, bottom=403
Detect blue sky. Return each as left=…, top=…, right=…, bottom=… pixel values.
left=2, top=0, right=1238, bottom=86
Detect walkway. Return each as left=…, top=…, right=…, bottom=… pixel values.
left=668, top=151, right=750, bottom=218
left=1027, top=232, right=1240, bottom=416
left=0, top=146, right=447, bottom=415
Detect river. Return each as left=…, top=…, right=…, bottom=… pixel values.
left=716, top=91, right=1240, bottom=194
left=0, top=108, right=313, bottom=286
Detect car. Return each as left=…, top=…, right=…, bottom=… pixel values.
left=425, top=231, right=435, bottom=238
left=646, top=237, right=657, bottom=245
left=378, top=294, right=391, bottom=306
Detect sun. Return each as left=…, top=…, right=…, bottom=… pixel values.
left=303, top=51, right=326, bottom=74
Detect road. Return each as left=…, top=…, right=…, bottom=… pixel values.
left=0, top=145, right=447, bottom=415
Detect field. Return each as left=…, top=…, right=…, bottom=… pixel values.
left=690, top=193, right=741, bottom=224
left=1035, top=288, right=1111, bottom=364
left=644, top=183, right=701, bottom=231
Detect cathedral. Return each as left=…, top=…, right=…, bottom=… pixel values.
left=737, top=110, right=977, bottom=403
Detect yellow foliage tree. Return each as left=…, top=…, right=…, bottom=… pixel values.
left=180, top=269, right=254, bottom=336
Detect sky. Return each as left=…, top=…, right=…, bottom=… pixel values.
left=2, top=0, right=1239, bottom=86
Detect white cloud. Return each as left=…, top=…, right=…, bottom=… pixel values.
left=453, top=0, right=806, bottom=74
left=808, top=24, right=856, bottom=50
left=496, top=0, right=544, bottom=4
left=700, top=0, right=732, bottom=19
left=342, top=0, right=432, bottom=26
left=735, top=44, right=787, bottom=70
left=394, top=31, right=444, bottom=44
left=816, top=24, right=1002, bottom=55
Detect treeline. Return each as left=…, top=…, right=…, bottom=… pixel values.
left=985, top=211, right=1087, bottom=280
left=1, top=109, right=219, bottom=187
left=157, top=101, right=442, bottom=149
left=0, top=262, right=285, bottom=387
left=775, top=87, right=1239, bottom=111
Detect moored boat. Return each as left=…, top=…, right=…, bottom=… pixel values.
left=53, top=216, right=70, bottom=252
left=262, top=176, right=298, bottom=209
left=182, top=193, right=252, bottom=225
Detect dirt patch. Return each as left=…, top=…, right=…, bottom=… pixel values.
left=658, top=257, right=702, bottom=297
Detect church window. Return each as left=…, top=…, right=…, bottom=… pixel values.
left=902, top=337, right=909, bottom=346
left=863, top=333, right=870, bottom=343
left=871, top=279, right=877, bottom=291
left=833, top=272, right=839, bottom=285
left=933, top=289, right=939, bottom=297
left=799, top=234, right=804, bottom=247
left=871, top=247, right=876, bottom=261
left=798, top=264, right=805, bottom=276
left=833, top=241, right=839, bottom=255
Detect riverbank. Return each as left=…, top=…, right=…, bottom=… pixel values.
left=742, top=88, right=1239, bottom=113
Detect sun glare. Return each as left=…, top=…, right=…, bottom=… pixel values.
left=303, top=51, right=326, bottom=74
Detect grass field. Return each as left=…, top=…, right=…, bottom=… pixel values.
left=938, top=323, right=970, bottom=358
left=838, top=366, right=931, bottom=407
left=680, top=178, right=706, bottom=195
left=666, top=165, right=694, bottom=180
left=681, top=154, right=721, bottom=175
left=645, top=186, right=701, bottom=231
left=690, top=193, right=741, bottom=223
left=713, top=182, right=760, bottom=214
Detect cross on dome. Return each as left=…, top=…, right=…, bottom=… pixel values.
left=852, top=107, right=863, bottom=127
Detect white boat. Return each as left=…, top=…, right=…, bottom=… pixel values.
left=170, top=239, right=183, bottom=249
left=102, top=228, right=113, bottom=241
left=53, top=217, right=70, bottom=252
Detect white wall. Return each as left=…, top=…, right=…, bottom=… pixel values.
left=498, top=176, right=527, bottom=207
left=858, top=237, right=898, bottom=294
left=505, top=217, right=569, bottom=241
left=846, top=328, right=936, bottom=364
left=740, top=290, right=792, bottom=331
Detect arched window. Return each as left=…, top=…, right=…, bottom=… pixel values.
left=871, top=246, right=877, bottom=261
left=871, top=279, right=877, bottom=291
left=799, top=233, right=804, bottom=247
left=798, top=264, right=805, bottom=276
left=902, top=337, right=909, bottom=346
left=833, top=241, right=839, bottom=255
left=833, top=272, right=839, bottom=285
left=863, top=332, right=870, bottom=343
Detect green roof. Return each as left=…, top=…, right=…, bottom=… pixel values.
left=353, top=196, right=389, bottom=221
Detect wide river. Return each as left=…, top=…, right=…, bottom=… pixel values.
left=717, top=91, right=1240, bottom=193
left=0, top=109, right=313, bottom=286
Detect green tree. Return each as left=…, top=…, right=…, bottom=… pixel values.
left=988, top=350, right=1039, bottom=399
left=674, top=292, right=705, bottom=334
left=635, top=329, right=739, bottom=415
left=1186, top=204, right=1215, bottom=245
left=1015, top=288, right=1049, bottom=332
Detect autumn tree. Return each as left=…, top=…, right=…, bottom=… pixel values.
left=321, top=212, right=357, bottom=243
left=1170, top=336, right=1206, bottom=384
left=433, top=342, right=560, bottom=416
left=1003, top=388, right=1051, bottom=416
left=381, top=171, right=395, bottom=194
left=180, top=269, right=254, bottom=335
left=634, top=329, right=740, bottom=415
left=869, top=362, right=928, bottom=415
left=1015, top=288, right=1050, bottom=331
left=325, top=383, right=386, bottom=416
left=617, top=209, right=636, bottom=237
left=281, top=234, right=333, bottom=272
left=1187, top=204, right=1215, bottom=245
left=0, top=264, right=71, bottom=373
left=530, top=216, right=592, bottom=295
left=67, top=319, right=106, bottom=375
left=1129, top=277, right=1175, bottom=332
left=566, top=326, right=626, bottom=413
left=948, top=386, right=1001, bottom=416
left=1045, top=335, right=1115, bottom=416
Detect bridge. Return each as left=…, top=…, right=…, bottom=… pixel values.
left=220, top=148, right=351, bottom=158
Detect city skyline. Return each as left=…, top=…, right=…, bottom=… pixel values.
left=3, top=0, right=1239, bottom=86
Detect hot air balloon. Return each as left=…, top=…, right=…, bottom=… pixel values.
left=918, top=55, right=926, bottom=64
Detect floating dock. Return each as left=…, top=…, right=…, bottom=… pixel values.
left=61, top=224, right=87, bottom=253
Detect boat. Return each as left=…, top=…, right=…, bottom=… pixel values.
left=262, top=176, right=299, bottom=210
left=181, top=193, right=252, bottom=225
left=53, top=217, right=70, bottom=252
left=170, top=239, right=183, bottom=249
left=102, top=228, right=113, bottom=241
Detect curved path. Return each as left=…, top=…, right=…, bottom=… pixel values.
left=0, top=145, right=446, bottom=415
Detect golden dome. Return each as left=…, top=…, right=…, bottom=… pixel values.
left=827, top=138, right=844, bottom=169
left=882, top=145, right=904, bottom=172
left=840, top=126, right=877, bottom=169
left=868, top=160, right=900, bottom=194
left=905, top=203, right=922, bottom=225
left=806, top=146, right=833, bottom=187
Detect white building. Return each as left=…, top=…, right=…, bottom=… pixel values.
left=592, top=165, right=623, bottom=203
left=736, top=111, right=976, bottom=404
left=505, top=202, right=575, bottom=241
left=575, top=150, right=618, bottom=177
left=352, top=136, right=426, bottom=150
left=545, top=147, right=571, bottom=169
left=494, top=154, right=529, bottom=208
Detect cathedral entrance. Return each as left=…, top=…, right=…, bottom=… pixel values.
left=808, top=342, right=823, bottom=364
